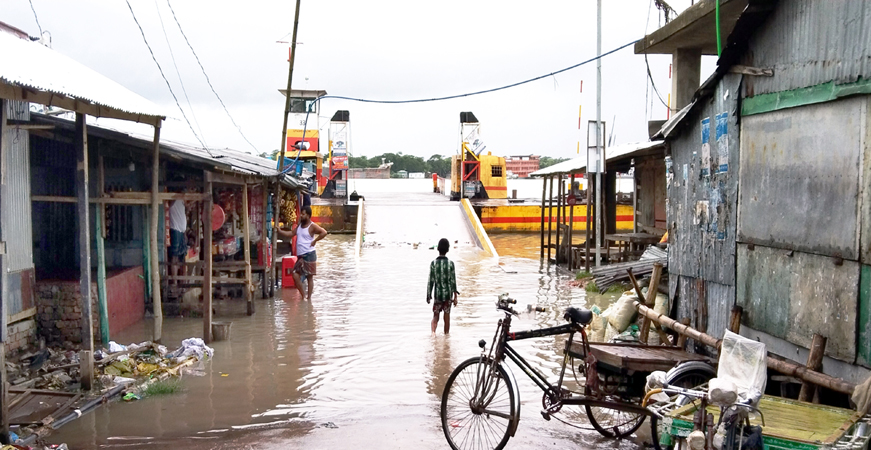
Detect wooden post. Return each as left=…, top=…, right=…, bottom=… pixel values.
left=568, top=174, right=575, bottom=270
left=271, top=180, right=282, bottom=296
left=94, top=203, right=110, bottom=348
left=555, top=175, right=562, bottom=262
left=149, top=122, right=163, bottom=344
left=584, top=172, right=592, bottom=272
left=539, top=176, right=546, bottom=259
left=261, top=183, right=269, bottom=299
left=798, top=333, right=827, bottom=402
left=242, top=182, right=254, bottom=315
left=728, top=305, right=743, bottom=333
left=0, top=99, right=11, bottom=442
left=75, top=113, right=94, bottom=390
left=547, top=176, right=553, bottom=261
left=676, top=318, right=692, bottom=349
left=203, top=172, right=213, bottom=343
left=639, top=262, right=664, bottom=344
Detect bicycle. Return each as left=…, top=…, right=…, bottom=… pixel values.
left=440, top=294, right=655, bottom=450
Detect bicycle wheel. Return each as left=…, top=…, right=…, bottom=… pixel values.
left=441, top=357, right=517, bottom=450
left=650, top=364, right=716, bottom=450
left=584, top=387, right=646, bottom=438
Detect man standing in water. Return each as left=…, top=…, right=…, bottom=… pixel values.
left=279, top=206, right=328, bottom=300
left=427, top=238, right=459, bottom=335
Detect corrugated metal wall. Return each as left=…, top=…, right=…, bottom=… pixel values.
left=666, top=73, right=743, bottom=342
left=2, top=101, right=33, bottom=272
left=743, top=0, right=871, bottom=97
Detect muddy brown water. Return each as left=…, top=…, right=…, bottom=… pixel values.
left=50, top=187, right=646, bottom=449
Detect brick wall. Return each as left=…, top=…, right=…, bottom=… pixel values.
left=35, top=282, right=101, bottom=346
left=6, top=318, right=36, bottom=356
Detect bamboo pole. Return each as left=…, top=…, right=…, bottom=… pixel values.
left=633, top=302, right=856, bottom=395
left=584, top=172, right=592, bottom=272
left=271, top=181, right=282, bottom=296
left=261, top=183, right=269, bottom=299
left=540, top=176, right=546, bottom=259
left=556, top=175, right=562, bottom=263
left=242, top=182, right=254, bottom=315
left=149, top=123, right=163, bottom=344
left=277, top=0, right=303, bottom=174
left=638, top=262, right=663, bottom=344
left=203, top=172, right=213, bottom=343
left=568, top=174, right=575, bottom=270
left=798, top=333, right=827, bottom=402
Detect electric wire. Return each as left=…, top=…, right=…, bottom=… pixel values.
left=124, top=0, right=212, bottom=154
left=28, top=0, right=43, bottom=38
left=644, top=0, right=670, bottom=110
left=153, top=0, right=207, bottom=148
left=166, top=0, right=258, bottom=153
left=280, top=38, right=639, bottom=175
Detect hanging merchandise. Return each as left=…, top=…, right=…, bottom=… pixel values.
left=280, top=190, right=298, bottom=225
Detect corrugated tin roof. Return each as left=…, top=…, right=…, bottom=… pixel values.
left=529, top=140, right=665, bottom=177
left=0, top=29, right=164, bottom=122
left=31, top=113, right=308, bottom=190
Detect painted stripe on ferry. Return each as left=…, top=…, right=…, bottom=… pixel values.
left=481, top=215, right=634, bottom=224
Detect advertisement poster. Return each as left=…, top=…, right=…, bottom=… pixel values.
left=716, top=112, right=729, bottom=173
left=332, top=155, right=348, bottom=169
left=700, top=117, right=711, bottom=177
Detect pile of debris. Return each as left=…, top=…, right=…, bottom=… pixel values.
left=590, top=245, right=668, bottom=292
left=8, top=344, right=83, bottom=392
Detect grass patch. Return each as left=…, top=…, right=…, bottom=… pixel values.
left=576, top=271, right=592, bottom=280
left=605, top=283, right=628, bottom=294
left=585, top=281, right=599, bottom=292
left=142, top=379, right=183, bottom=397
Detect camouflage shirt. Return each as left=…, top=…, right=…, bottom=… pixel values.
left=427, top=256, right=457, bottom=302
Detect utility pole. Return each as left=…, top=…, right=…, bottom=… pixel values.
left=277, top=0, right=303, bottom=173
left=595, top=0, right=603, bottom=267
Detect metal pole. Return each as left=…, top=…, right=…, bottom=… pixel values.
left=277, top=0, right=303, bottom=173
left=595, top=0, right=603, bottom=268
left=539, top=176, right=546, bottom=259
left=547, top=176, right=554, bottom=261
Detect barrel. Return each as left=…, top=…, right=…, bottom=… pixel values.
left=211, top=321, right=232, bottom=341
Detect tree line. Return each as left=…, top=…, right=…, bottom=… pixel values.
left=259, top=150, right=568, bottom=178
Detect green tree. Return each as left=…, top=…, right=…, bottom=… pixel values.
left=539, top=156, right=569, bottom=169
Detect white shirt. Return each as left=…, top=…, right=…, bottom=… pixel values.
left=169, top=200, right=186, bottom=232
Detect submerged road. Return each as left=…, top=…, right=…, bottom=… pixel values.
left=50, top=186, right=647, bottom=449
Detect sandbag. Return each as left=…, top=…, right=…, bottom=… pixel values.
left=605, top=292, right=638, bottom=332
left=603, top=322, right=619, bottom=342
left=586, top=311, right=607, bottom=342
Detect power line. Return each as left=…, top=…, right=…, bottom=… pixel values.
left=153, top=0, right=207, bottom=147
left=28, top=0, right=43, bottom=37
left=280, top=38, right=639, bottom=175
left=165, top=0, right=258, bottom=153
left=644, top=0, right=670, bottom=111
left=124, top=0, right=212, bottom=153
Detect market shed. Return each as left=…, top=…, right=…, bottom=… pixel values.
left=0, top=20, right=165, bottom=440
left=529, top=140, right=665, bottom=269
left=648, top=0, right=871, bottom=384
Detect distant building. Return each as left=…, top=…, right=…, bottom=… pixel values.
left=408, top=172, right=425, bottom=179
left=396, top=170, right=408, bottom=178
left=504, top=155, right=540, bottom=178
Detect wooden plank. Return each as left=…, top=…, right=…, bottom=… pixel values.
left=539, top=177, right=546, bottom=259
left=0, top=99, right=9, bottom=443
left=204, top=170, right=251, bottom=186
left=203, top=172, right=213, bottom=343
left=568, top=174, right=575, bottom=269
left=0, top=83, right=163, bottom=125
left=7, top=307, right=36, bottom=324
left=242, top=182, right=254, bottom=315
left=150, top=124, right=163, bottom=344
left=270, top=181, right=281, bottom=298
left=547, top=176, right=553, bottom=261
left=75, top=113, right=94, bottom=391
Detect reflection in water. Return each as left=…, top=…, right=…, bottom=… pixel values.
left=50, top=188, right=642, bottom=450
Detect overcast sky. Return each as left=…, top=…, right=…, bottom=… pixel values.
left=3, top=0, right=715, bottom=160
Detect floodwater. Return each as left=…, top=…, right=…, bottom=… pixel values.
left=50, top=180, right=646, bottom=449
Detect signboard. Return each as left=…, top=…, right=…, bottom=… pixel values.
left=335, top=180, right=347, bottom=198
left=567, top=196, right=577, bottom=206
left=332, top=155, right=348, bottom=170
left=586, top=120, right=606, bottom=173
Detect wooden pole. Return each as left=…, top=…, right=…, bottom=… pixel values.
left=271, top=181, right=282, bottom=296
left=95, top=155, right=110, bottom=346
left=676, top=318, right=692, bottom=349
left=798, top=333, right=827, bottom=402
left=633, top=302, right=856, bottom=395
left=203, top=172, right=213, bottom=343
left=0, top=99, right=11, bottom=442
left=547, top=176, right=553, bottom=261
left=555, top=175, right=562, bottom=263
left=261, top=183, right=269, bottom=299
left=242, top=182, right=254, bottom=316
left=149, top=122, right=163, bottom=344
left=584, top=172, right=592, bottom=272
left=639, top=262, right=663, bottom=344
left=540, top=176, right=546, bottom=259
left=728, top=305, right=743, bottom=333
left=75, top=113, right=94, bottom=390
left=569, top=174, right=575, bottom=270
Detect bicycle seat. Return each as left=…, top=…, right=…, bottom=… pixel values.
left=564, top=307, right=593, bottom=325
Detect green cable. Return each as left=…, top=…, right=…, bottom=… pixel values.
left=715, top=0, right=722, bottom=57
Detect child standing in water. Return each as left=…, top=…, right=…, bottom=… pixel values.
left=427, top=238, right=459, bottom=335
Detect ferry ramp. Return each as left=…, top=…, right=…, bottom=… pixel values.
left=362, top=192, right=475, bottom=249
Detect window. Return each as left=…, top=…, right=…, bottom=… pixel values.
left=290, top=98, right=317, bottom=113
left=491, top=165, right=503, bottom=177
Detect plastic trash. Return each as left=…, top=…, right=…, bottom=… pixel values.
left=687, top=430, right=706, bottom=450
left=113, top=376, right=136, bottom=384
left=167, top=338, right=215, bottom=361
left=122, top=393, right=140, bottom=401
left=717, top=330, right=767, bottom=406
left=107, top=341, right=126, bottom=353
left=9, top=431, right=18, bottom=442
left=645, top=371, right=670, bottom=403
